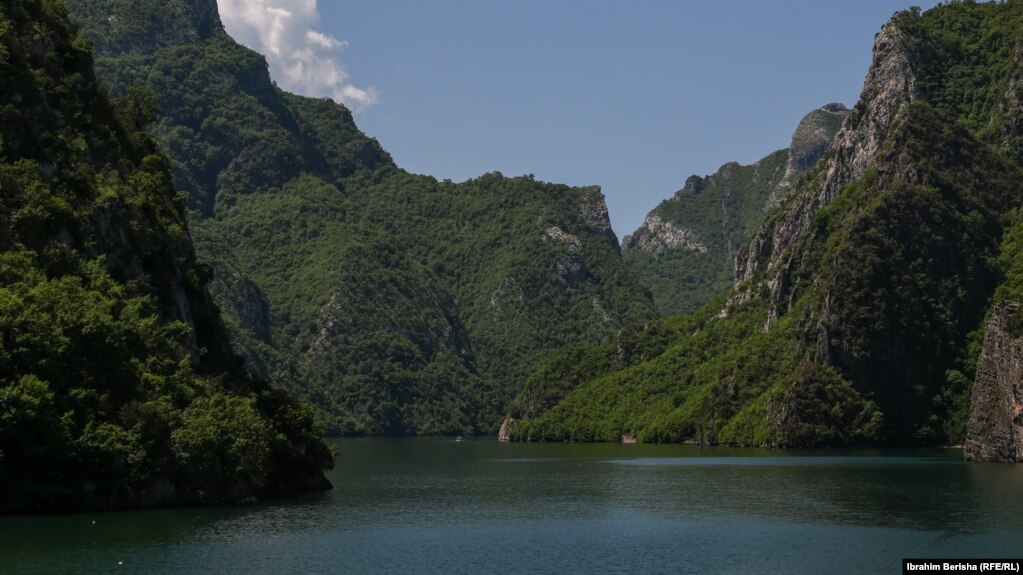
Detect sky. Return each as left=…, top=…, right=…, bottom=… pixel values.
left=218, top=0, right=943, bottom=239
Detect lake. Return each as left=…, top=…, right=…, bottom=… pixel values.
left=3, top=438, right=1022, bottom=574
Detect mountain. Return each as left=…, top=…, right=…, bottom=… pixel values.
left=65, top=0, right=655, bottom=435
left=0, top=0, right=331, bottom=512
left=622, top=104, right=848, bottom=316
left=503, top=2, right=1023, bottom=450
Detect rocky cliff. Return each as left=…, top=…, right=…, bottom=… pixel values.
left=505, top=3, right=1023, bottom=449
left=623, top=104, right=845, bottom=317
left=623, top=212, right=708, bottom=256
left=765, top=103, right=849, bottom=211
left=965, top=301, right=1023, bottom=462
left=735, top=22, right=916, bottom=307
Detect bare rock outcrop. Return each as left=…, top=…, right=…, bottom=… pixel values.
left=578, top=186, right=620, bottom=251
left=544, top=226, right=587, bottom=283
left=622, top=213, right=707, bottom=256
left=965, top=300, right=1023, bottom=462
left=498, top=417, right=515, bottom=441
left=765, top=103, right=850, bottom=211
left=733, top=22, right=916, bottom=319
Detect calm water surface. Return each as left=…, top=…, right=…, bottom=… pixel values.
left=3, top=439, right=1023, bottom=574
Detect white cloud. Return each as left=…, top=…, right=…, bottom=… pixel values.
left=217, top=0, right=378, bottom=110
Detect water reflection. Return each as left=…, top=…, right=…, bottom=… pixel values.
left=327, top=439, right=1023, bottom=534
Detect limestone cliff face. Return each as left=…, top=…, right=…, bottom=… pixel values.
left=734, top=22, right=916, bottom=318
left=578, top=186, right=620, bottom=251
left=765, top=103, right=849, bottom=211
left=212, top=266, right=272, bottom=344
left=820, top=23, right=916, bottom=203
left=622, top=212, right=707, bottom=256
left=544, top=226, right=587, bottom=283
left=623, top=99, right=847, bottom=317
left=965, top=301, right=1023, bottom=462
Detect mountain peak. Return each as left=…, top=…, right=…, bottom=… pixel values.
left=735, top=19, right=915, bottom=294
left=764, top=103, right=850, bottom=211
left=621, top=99, right=842, bottom=316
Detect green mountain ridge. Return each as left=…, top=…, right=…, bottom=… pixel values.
left=504, top=1, right=1023, bottom=449
left=0, top=0, right=331, bottom=512
left=65, top=0, right=655, bottom=435
left=13, top=0, right=1023, bottom=474
left=623, top=104, right=848, bottom=316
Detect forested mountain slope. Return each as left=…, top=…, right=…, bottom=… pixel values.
left=622, top=104, right=847, bottom=316
left=66, top=0, right=655, bottom=435
left=505, top=2, right=1023, bottom=450
left=0, top=0, right=331, bottom=512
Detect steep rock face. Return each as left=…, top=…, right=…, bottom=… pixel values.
left=735, top=22, right=916, bottom=306
left=498, top=417, right=515, bottom=441
left=765, top=103, right=849, bottom=211
left=821, top=23, right=916, bottom=202
left=965, top=301, right=1023, bottom=462
left=504, top=3, right=1023, bottom=449
left=578, top=185, right=620, bottom=251
left=804, top=103, right=1021, bottom=441
left=788, top=104, right=851, bottom=176
left=622, top=212, right=707, bottom=256
left=544, top=226, right=587, bottom=283
left=624, top=103, right=845, bottom=317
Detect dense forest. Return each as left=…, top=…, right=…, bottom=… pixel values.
left=0, top=0, right=331, bottom=512
left=66, top=0, right=656, bottom=436
left=505, top=1, right=1023, bottom=450
left=5, top=0, right=1022, bottom=510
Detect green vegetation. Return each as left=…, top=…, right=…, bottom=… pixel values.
left=623, top=150, right=788, bottom=315
left=0, top=0, right=330, bottom=512
left=48, top=0, right=1023, bottom=452
left=792, top=100, right=1020, bottom=444
left=996, top=209, right=1023, bottom=303
left=623, top=104, right=848, bottom=317
left=508, top=2, right=1023, bottom=447
left=58, top=0, right=221, bottom=56
left=894, top=1, right=1023, bottom=154
left=65, top=0, right=655, bottom=435
left=508, top=290, right=882, bottom=447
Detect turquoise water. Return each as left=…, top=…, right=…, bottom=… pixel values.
left=3, top=439, right=1023, bottom=574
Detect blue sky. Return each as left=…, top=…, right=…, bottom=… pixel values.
left=220, top=1, right=942, bottom=239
